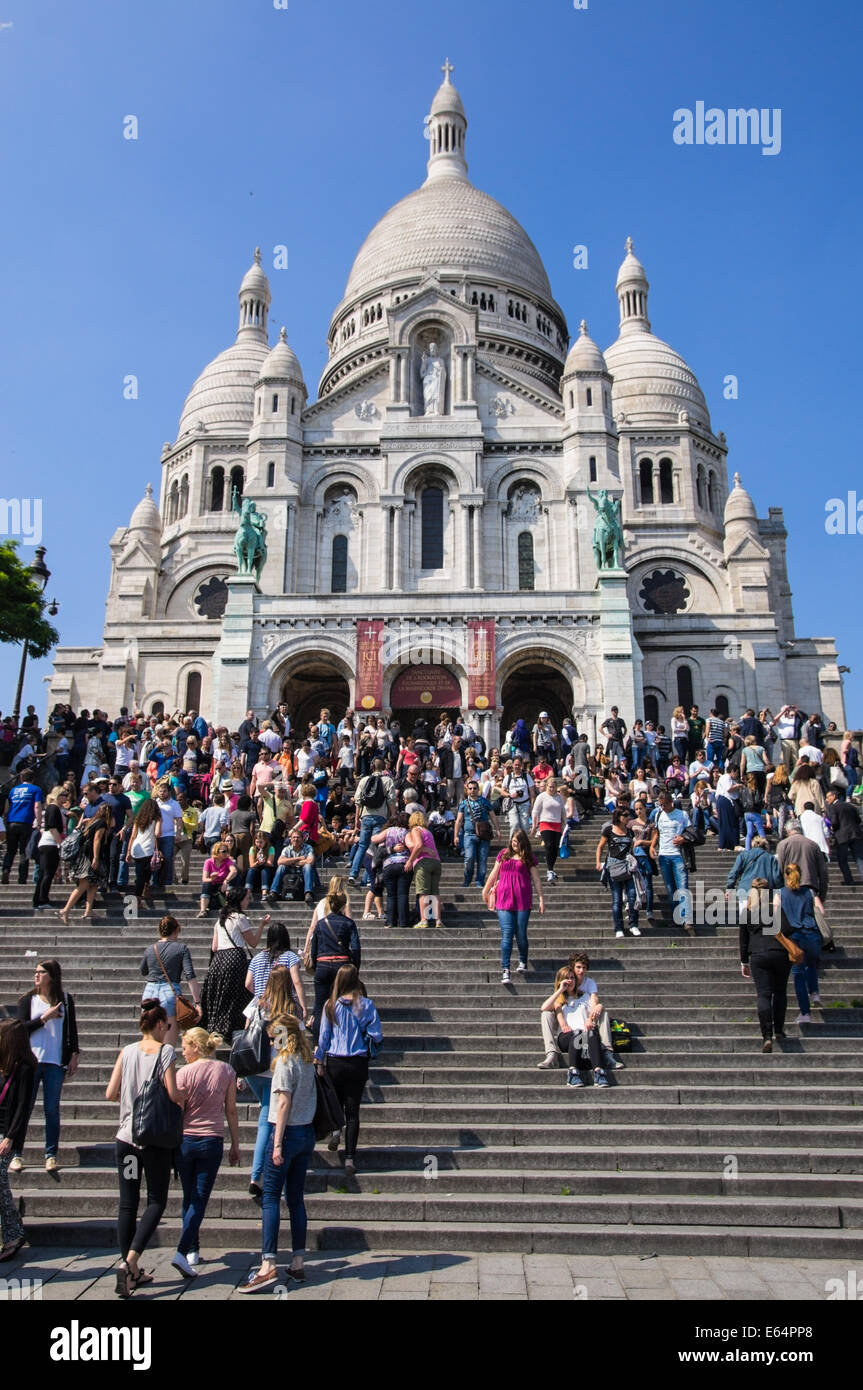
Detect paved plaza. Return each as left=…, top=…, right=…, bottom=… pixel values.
left=1, top=1246, right=854, bottom=1302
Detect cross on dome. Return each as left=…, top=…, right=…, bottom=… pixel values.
left=579, top=319, right=589, bottom=335
left=254, top=247, right=262, bottom=265
left=441, top=57, right=454, bottom=81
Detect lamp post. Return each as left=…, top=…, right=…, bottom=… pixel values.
left=11, top=545, right=58, bottom=727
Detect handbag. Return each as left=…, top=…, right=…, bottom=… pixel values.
left=59, top=826, right=84, bottom=862
left=606, top=855, right=631, bottom=881
left=813, top=902, right=835, bottom=952
left=313, top=1067, right=346, bottom=1141
left=150, top=847, right=163, bottom=872
left=131, top=1049, right=183, bottom=1149
left=153, top=943, right=197, bottom=1031
left=776, top=931, right=805, bottom=965
left=229, top=1003, right=271, bottom=1078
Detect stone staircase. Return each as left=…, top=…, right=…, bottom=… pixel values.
left=2, top=817, right=863, bottom=1258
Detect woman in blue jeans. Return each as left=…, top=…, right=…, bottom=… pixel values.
left=596, top=808, right=641, bottom=938
left=481, top=830, right=544, bottom=984
left=242, top=966, right=297, bottom=1200
left=13, top=959, right=79, bottom=1173
left=778, top=862, right=823, bottom=1024
left=172, top=1028, right=239, bottom=1279
left=239, top=1014, right=317, bottom=1292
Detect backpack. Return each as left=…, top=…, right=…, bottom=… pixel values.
left=60, top=825, right=84, bottom=861
left=360, top=773, right=386, bottom=810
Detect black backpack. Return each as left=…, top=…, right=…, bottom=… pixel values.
left=361, top=773, right=386, bottom=810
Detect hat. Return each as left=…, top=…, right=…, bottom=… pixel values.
left=94, top=776, right=109, bottom=786
left=539, top=711, right=549, bottom=718
left=220, top=777, right=234, bottom=790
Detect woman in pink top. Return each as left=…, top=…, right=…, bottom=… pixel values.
left=172, top=1027, right=239, bottom=1279
left=404, top=810, right=442, bottom=928
left=197, top=843, right=238, bottom=918
left=482, top=829, right=544, bottom=984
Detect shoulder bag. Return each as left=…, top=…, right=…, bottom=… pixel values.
left=131, top=1048, right=183, bottom=1149
left=153, top=943, right=198, bottom=1031
left=776, top=931, right=804, bottom=965
left=313, top=1066, right=346, bottom=1141
left=229, top=1002, right=271, bottom=1078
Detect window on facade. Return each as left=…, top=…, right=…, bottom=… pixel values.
left=589, top=456, right=597, bottom=483
left=676, top=665, right=694, bottom=711
left=639, top=458, right=654, bottom=505
left=708, top=471, right=718, bottom=513
left=331, top=534, right=348, bottom=593
left=639, top=569, right=690, bottom=615
left=586, top=388, right=592, bottom=407
left=266, top=462, right=275, bottom=488
left=517, top=531, right=535, bottom=591
left=659, top=458, right=674, bottom=504
left=229, top=466, right=244, bottom=508
left=151, top=701, right=164, bottom=718
left=179, top=475, right=189, bottom=517
left=696, top=466, right=707, bottom=509
left=185, top=671, right=202, bottom=712
left=715, top=694, right=730, bottom=719
left=644, top=694, right=659, bottom=726
left=421, top=486, right=444, bottom=570
left=271, top=394, right=278, bottom=413
left=210, top=466, right=225, bottom=512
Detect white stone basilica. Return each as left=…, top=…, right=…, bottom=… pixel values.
left=50, top=64, right=845, bottom=743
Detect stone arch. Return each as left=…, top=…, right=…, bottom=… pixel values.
left=496, top=638, right=596, bottom=718
left=392, top=452, right=472, bottom=498
left=266, top=643, right=355, bottom=732
left=302, top=461, right=378, bottom=509
left=391, top=302, right=472, bottom=350
left=486, top=456, right=562, bottom=503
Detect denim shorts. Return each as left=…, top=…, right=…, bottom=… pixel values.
left=142, top=981, right=179, bottom=1017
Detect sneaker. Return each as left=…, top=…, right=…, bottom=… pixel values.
left=794, top=1013, right=811, bottom=1024
left=45, top=1156, right=58, bottom=1173
left=646, top=913, right=656, bottom=925
left=774, top=1031, right=787, bottom=1040
left=347, top=876, right=357, bottom=886
left=171, top=1251, right=198, bottom=1280
left=628, top=925, right=641, bottom=937
left=516, top=961, right=527, bottom=972
left=537, top=1053, right=560, bottom=1069
left=501, top=969, right=511, bottom=984
left=413, top=922, right=428, bottom=929
left=237, top=1268, right=278, bottom=1294
left=187, top=1251, right=199, bottom=1268
left=327, top=1130, right=341, bottom=1152
left=8, top=1157, right=22, bottom=1173
left=602, top=1050, right=624, bottom=1071
left=593, top=1068, right=609, bottom=1088
left=546, top=870, right=554, bottom=883
left=761, top=1039, right=773, bottom=1053
left=566, top=1069, right=584, bottom=1088
left=810, top=994, right=822, bottom=1005
left=304, top=893, right=315, bottom=907
left=615, top=929, right=624, bottom=938
left=344, top=1157, right=356, bottom=1175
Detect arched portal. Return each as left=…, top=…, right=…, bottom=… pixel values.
left=388, top=664, right=462, bottom=733
left=500, top=662, right=573, bottom=741
left=280, top=661, right=350, bottom=736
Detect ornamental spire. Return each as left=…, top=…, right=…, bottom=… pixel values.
left=425, top=60, right=469, bottom=184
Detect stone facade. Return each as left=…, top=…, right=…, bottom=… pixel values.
left=49, top=66, right=845, bottom=740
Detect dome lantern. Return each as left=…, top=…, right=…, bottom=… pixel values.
left=616, top=236, right=650, bottom=336
left=237, top=247, right=271, bottom=341
left=425, top=58, right=469, bottom=184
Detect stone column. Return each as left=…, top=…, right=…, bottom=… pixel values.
left=460, top=505, right=471, bottom=588
left=472, top=505, right=482, bottom=590
left=392, top=507, right=403, bottom=591
left=210, top=575, right=259, bottom=728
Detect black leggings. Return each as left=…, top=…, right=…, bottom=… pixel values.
left=115, top=1140, right=173, bottom=1257
left=313, top=964, right=347, bottom=1042
left=540, top=829, right=562, bottom=871
left=34, top=845, right=60, bottom=906
left=557, top=1027, right=602, bottom=1070
left=326, top=1055, right=369, bottom=1159
left=750, top=953, right=791, bottom=1040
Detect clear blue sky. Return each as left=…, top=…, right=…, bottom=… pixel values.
left=1, top=0, right=860, bottom=722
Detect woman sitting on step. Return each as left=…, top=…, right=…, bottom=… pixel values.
left=538, top=955, right=621, bottom=1074
left=538, top=965, right=609, bottom=1089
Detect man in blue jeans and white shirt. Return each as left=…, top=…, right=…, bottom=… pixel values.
left=649, top=790, right=694, bottom=935
left=348, top=759, right=395, bottom=885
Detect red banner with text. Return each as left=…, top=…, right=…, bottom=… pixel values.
left=355, top=619, right=384, bottom=712
left=467, top=619, right=496, bottom=710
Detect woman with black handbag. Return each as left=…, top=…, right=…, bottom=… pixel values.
left=308, top=889, right=361, bottom=1042
left=105, top=999, right=184, bottom=1298
left=595, top=807, right=641, bottom=938
left=739, top=877, right=792, bottom=1053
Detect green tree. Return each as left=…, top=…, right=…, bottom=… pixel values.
left=0, top=541, right=59, bottom=658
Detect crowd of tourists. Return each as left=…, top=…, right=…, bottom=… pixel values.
left=0, top=695, right=859, bottom=1282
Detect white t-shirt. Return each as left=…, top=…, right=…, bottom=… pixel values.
left=28, top=994, right=64, bottom=1066
left=451, top=751, right=463, bottom=779
left=654, top=808, right=689, bottom=856
left=504, top=773, right=534, bottom=805
left=800, top=809, right=829, bottom=855
left=155, top=797, right=182, bottom=836
left=215, top=913, right=254, bottom=951
left=716, top=773, right=738, bottom=802
left=798, top=745, right=823, bottom=766
left=259, top=728, right=282, bottom=754
left=560, top=979, right=598, bottom=1033
left=775, top=716, right=797, bottom=740
left=338, top=745, right=354, bottom=768
left=296, top=750, right=315, bottom=776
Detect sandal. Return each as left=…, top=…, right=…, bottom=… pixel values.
left=130, top=1267, right=153, bottom=1288
left=115, top=1261, right=133, bottom=1299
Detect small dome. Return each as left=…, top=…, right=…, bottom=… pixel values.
left=430, top=64, right=465, bottom=119
left=258, top=326, right=304, bottom=383
left=564, top=320, right=607, bottom=375
left=128, top=483, right=160, bottom=533
left=604, top=330, right=710, bottom=428
left=177, top=338, right=270, bottom=436
left=724, top=472, right=758, bottom=527
left=616, top=236, right=648, bottom=289
left=239, top=247, right=270, bottom=297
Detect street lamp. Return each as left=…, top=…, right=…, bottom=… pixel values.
left=11, top=545, right=59, bottom=727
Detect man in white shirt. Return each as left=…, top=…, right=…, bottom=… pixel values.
left=649, top=790, right=693, bottom=934
left=503, top=756, right=535, bottom=835
left=796, top=740, right=823, bottom=766
left=258, top=721, right=282, bottom=755
left=153, top=782, right=183, bottom=891
left=800, top=802, right=830, bottom=857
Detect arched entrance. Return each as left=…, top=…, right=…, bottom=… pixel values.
left=388, top=665, right=461, bottom=735
left=281, top=661, right=350, bottom=738
left=501, top=662, right=573, bottom=741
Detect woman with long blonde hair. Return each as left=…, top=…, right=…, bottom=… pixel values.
left=670, top=706, right=689, bottom=763
left=239, top=1014, right=317, bottom=1293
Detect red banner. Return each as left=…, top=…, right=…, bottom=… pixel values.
left=390, top=665, right=461, bottom=709
left=467, top=619, right=495, bottom=710
left=355, top=619, right=384, bottom=712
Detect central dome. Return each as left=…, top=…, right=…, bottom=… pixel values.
left=342, top=175, right=554, bottom=306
